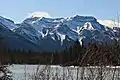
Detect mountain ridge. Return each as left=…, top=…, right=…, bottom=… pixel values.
left=0, top=15, right=120, bottom=52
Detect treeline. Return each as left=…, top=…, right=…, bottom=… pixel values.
left=0, top=39, right=120, bottom=66
left=0, top=40, right=84, bottom=65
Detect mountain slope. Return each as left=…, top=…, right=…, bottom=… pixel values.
left=0, top=23, right=41, bottom=52
left=0, top=15, right=120, bottom=52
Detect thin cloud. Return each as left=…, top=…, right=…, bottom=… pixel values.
left=27, top=12, right=51, bottom=18
left=98, top=20, right=120, bottom=28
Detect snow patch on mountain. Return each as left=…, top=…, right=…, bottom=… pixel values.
left=0, top=16, right=17, bottom=29
left=0, top=14, right=120, bottom=52
left=14, top=15, right=117, bottom=48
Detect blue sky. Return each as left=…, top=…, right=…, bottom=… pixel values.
left=0, top=0, right=120, bottom=22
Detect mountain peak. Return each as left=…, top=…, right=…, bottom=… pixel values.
left=0, top=15, right=120, bottom=52
left=70, top=15, right=97, bottom=22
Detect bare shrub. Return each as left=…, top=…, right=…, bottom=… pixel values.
left=0, top=65, right=12, bottom=80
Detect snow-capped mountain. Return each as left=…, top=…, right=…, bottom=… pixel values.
left=0, top=16, right=18, bottom=30
left=0, top=15, right=120, bottom=52
left=0, top=22, right=41, bottom=52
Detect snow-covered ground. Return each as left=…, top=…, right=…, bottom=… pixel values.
left=8, top=65, right=120, bottom=80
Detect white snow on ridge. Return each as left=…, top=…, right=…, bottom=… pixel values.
left=1, top=14, right=120, bottom=49
left=0, top=16, right=17, bottom=29
left=84, top=22, right=94, bottom=30
left=57, top=32, right=66, bottom=45
left=16, top=15, right=120, bottom=46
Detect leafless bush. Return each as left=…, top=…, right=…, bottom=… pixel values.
left=28, top=43, right=120, bottom=80
left=0, top=65, right=12, bottom=80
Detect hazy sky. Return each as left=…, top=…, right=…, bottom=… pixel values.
left=0, top=0, right=120, bottom=22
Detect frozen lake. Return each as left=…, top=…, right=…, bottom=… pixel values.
left=8, top=65, right=78, bottom=80
left=8, top=65, right=120, bottom=80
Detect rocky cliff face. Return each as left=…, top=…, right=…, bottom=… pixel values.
left=0, top=15, right=120, bottom=52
